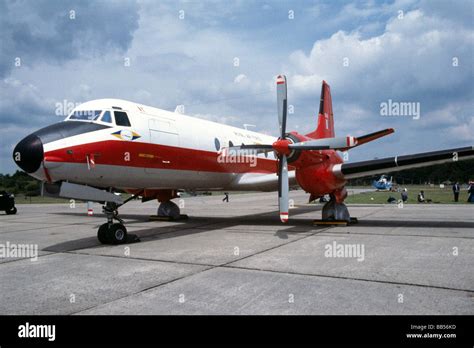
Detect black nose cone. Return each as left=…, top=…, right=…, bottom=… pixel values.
left=13, top=134, right=44, bottom=173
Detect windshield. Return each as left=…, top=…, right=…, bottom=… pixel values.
left=68, top=110, right=102, bottom=121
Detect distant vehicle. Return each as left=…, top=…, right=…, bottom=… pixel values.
left=0, top=191, right=17, bottom=215
left=372, top=175, right=393, bottom=191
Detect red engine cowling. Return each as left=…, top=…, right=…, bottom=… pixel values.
left=287, top=131, right=347, bottom=200
left=296, top=162, right=345, bottom=197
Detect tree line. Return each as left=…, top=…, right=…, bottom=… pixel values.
left=0, top=171, right=41, bottom=196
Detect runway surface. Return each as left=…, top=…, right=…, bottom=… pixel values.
left=1, top=190, right=473, bottom=315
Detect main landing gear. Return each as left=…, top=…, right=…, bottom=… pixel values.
left=322, top=194, right=351, bottom=222
left=149, top=201, right=188, bottom=221
left=314, top=194, right=358, bottom=226
left=157, top=200, right=181, bottom=220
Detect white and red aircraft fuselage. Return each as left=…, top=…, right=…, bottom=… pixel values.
left=13, top=76, right=474, bottom=244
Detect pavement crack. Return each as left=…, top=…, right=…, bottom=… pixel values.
left=222, top=264, right=474, bottom=294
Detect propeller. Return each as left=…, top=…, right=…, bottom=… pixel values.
left=237, top=134, right=359, bottom=152
left=229, top=75, right=354, bottom=223
left=276, top=75, right=289, bottom=222
left=277, top=75, right=287, bottom=139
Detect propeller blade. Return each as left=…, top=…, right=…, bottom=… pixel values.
left=278, top=154, right=289, bottom=223
left=224, top=144, right=273, bottom=155
left=288, top=136, right=357, bottom=151
left=238, top=144, right=273, bottom=150
left=276, top=75, right=287, bottom=139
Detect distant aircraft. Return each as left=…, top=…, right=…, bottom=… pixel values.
left=12, top=75, right=474, bottom=244
left=372, top=175, right=393, bottom=191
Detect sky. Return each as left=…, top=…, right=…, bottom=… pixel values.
left=0, top=0, right=473, bottom=173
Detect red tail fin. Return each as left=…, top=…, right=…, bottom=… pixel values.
left=306, top=81, right=334, bottom=139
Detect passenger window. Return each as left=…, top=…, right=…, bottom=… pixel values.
left=114, top=111, right=131, bottom=127
left=101, top=111, right=112, bottom=123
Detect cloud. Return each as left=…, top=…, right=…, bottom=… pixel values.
left=0, top=78, right=55, bottom=126
left=0, top=0, right=140, bottom=78
left=447, top=115, right=474, bottom=142
left=283, top=7, right=473, bottom=159
left=288, top=9, right=472, bottom=103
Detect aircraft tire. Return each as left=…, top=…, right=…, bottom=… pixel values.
left=106, top=223, right=128, bottom=245
left=157, top=201, right=180, bottom=219
left=6, top=206, right=17, bottom=215
left=97, top=223, right=109, bottom=244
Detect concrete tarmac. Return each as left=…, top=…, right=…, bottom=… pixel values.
left=0, top=190, right=473, bottom=315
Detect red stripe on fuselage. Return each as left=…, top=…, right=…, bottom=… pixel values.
left=44, top=140, right=278, bottom=174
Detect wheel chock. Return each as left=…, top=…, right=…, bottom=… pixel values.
left=313, top=220, right=348, bottom=226
left=313, top=217, right=358, bottom=226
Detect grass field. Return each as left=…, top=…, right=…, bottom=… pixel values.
left=345, top=185, right=473, bottom=204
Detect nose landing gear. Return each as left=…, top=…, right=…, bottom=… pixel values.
left=97, top=192, right=143, bottom=245
left=97, top=202, right=128, bottom=244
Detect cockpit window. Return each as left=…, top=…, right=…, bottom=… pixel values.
left=101, top=111, right=112, bottom=123
left=114, top=111, right=131, bottom=127
left=69, top=110, right=102, bottom=121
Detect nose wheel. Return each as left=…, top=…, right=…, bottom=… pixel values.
left=98, top=222, right=128, bottom=245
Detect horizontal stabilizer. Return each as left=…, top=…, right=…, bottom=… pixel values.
left=289, top=136, right=357, bottom=151
left=351, top=128, right=394, bottom=148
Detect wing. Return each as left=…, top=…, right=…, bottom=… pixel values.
left=333, top=146, right=474, bottom=179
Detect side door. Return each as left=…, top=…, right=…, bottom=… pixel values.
left=145, top=117, right=180, bottom=174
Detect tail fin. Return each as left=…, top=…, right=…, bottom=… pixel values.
left=306, top=80, right=335, bottom=139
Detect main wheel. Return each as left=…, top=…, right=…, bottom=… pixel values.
left=157, top=201, right=180, bottom=219
left=97, top=223, right=109, bottom=244
left=106, top=223, right=128, bottom=245
left=6, top=206, right=17, bottom=215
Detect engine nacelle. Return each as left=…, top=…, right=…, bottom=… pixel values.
left=295, top=160, right=346, bottom=198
